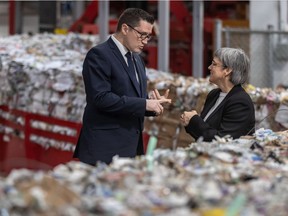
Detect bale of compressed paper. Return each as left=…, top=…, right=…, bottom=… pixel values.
left=1, top=129, right=288, bottom=215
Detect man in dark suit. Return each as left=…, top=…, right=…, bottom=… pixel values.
left=73, top=8, right=171, bottom=165
left=180, top=48, right=255, bottom=141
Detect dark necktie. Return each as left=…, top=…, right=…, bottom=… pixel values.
left=125, top=52, right=139, bottom=84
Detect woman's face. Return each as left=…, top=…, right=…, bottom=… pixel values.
left=208, top=57, right=226, bottom=86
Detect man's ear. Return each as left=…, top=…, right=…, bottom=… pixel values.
left=122, top=24, right=129, bottom=35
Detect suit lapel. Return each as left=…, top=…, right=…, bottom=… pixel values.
left=201, top=90, right=220, bottom=118
left=136, top=58, right=147, bottom=98
left=108, top=38, right=141, bottom=96
left=202, top=85, right=242, bottom=121
left=131, top=53, right=143, bottom=96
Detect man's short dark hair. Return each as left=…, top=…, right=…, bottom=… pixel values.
left=116, top=8, right=155, bottom=32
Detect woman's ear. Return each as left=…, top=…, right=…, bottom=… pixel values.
left=224, top=68, right=232, bottom=77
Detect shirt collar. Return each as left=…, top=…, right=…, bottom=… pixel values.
left=111, top=34, right=129, bottom=58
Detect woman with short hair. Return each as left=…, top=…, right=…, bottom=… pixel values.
left=180, top=47, right=255, bottom=141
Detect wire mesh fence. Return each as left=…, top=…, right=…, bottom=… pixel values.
left=218, top=26, right=288, bottom=89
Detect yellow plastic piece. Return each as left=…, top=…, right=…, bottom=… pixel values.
left=201, top=208, right=226, bottom=216
left=54, top=28, right=68, bottom=35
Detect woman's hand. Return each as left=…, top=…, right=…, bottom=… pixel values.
left=180, top=110, right=198, bottom=126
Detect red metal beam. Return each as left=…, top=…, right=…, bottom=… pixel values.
left=9, top=0, right=15, bottom=35
left=69, top=0, right=99, bottom=32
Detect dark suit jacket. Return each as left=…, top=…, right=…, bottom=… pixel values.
left=73, top=37, right=153, bottom=164
left=185, top=85, right=255, bottom=141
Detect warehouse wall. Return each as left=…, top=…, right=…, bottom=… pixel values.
left=0, top=1, right=39, bottom=36
left=0, top=2, right=9, bottom=36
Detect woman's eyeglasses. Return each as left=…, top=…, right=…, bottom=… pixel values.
left=211, top=60, right=226, bottom=68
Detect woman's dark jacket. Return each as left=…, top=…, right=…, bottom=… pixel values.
left=185, top=85, right=255, bottom=141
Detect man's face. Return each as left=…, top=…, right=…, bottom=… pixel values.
left=124, top=20, right=153, bottom=53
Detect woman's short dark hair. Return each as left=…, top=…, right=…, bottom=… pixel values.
left=214, top=47, right=250, bottom=85
left=116, top=8, right=155, bottom=32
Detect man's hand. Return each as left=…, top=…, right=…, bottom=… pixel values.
left=146, top=98, right=171, bottom=115
left=146, top=89, right=171, bottom=116
left=149, top=89, right=170, bottom=101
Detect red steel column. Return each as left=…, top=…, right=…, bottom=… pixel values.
left=9, top=0, right=15, bottom=35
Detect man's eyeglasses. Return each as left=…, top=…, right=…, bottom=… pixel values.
left=127, top=24, right=152, bottom=41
